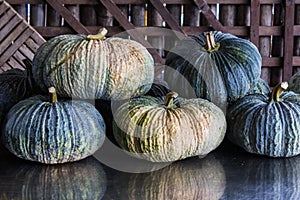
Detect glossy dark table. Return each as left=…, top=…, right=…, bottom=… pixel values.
left=1, top=138, right=300, bottom=200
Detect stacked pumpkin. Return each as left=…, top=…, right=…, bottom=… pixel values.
left=164, top=31, right=300, bottom=158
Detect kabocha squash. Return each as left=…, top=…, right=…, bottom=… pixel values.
left=288, top=71, right=300, bottom=93
left=165, top=31, right=262, bottom=109
left=113, top=92, right=226, bottom=162
left=2, top=87, right=105, bottom=164
left=0, top=59, right=39, bottom=123
left=247, top=78, right=270, bottom=95
left=110, top=155, right=225, bottom=200
left=226, top=82, right=300, bottom=157
left=0, top=156, right=107, bottom=200
left=32, top=28, right=154, bottom=100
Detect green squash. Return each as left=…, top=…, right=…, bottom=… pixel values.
left=2, top=87, right=105, bottom=164
left=0, top=156, right=107, bottom=199
left=288, top=71, right=300, bottom=93
left=0, top=59, right=39, bottom=120
left=165, top=31, right=262, bottom=109
left=113, top=92, right=226, bottom=162
left=247, top=78, right=270, bottom=95
left=226, top=82, right=300, bottom=157
left=32, top=28, right=154, bottom=100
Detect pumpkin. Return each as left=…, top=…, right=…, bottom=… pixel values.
left=2, top=87, right=105, bottom=164
left=113, top=92, right=226, bottom=162
left=247, top=78, right=270, bottom=95
left=164, top=31, right=262, bottom=110
left=0, top=59, right=39, bottom=120
left=226, top=82, right=300, bottom=157
left=32, top=28, right=154, bottom=100
left=108, top=155, right=225, bottom=200
left=288, top=71, right=300, bottom=93
left=0, top=155, right=107, bottom=200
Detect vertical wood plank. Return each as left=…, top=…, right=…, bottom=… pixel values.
left=131, top=4, right=145, bottom=26
left=271, top=3, right=284, bottom=86
left=80, top=5, right=97, bottom=26
left=46, top=4, right=61, bottom=26
left=219, top=4, right=236, bottom=26
left=236, top=4, right=250, bottom=31
left=30, top=4, right=45, bottom=26
left=97, top=4, right=114, bottom=26
left=183, top=3, right=199, bottom=27
left=283, top=0, right=295, bottom=81
left=250, top=0, right=260, bottom=47
left=201, top=4, right=216, bottom=26
left=259, top=4, right=272, bottom=85
left=65, top=4, right=80, bottom=21
left=12, top=4, right=27, bottom=20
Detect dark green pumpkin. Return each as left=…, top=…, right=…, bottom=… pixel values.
left=226, top=82, right=300, bottom=157
left=0, top=59, right=39, bottom=120
left=0, top=156, right=106, bottom=199
left=288, top=71, right=300, bottom=93
left=113, top=92, right=226, bottom=162
left=165, top=31, right=262, bottom=109
left=247, top=78, right=270, bottom=95
left=2, top=87, right=105, bottom=164
left=32, top=28, right=154, bottom=100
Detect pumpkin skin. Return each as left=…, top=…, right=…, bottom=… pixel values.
left=165, top=31, right=262, bottom=106
left=0, top=155, right=107, bottom=200
left=0, top=59, right=39, bottom=121
left=247, top=78, right=270, bottom=95
left=226, top=82, right=300, bottom=157
left=288, top=71, right=300, bottom=93
left=2, top=88, right=106, bottom=164
left=113, top=92, right=226, bottom=162
left=32, top=29, right=154, bottom=100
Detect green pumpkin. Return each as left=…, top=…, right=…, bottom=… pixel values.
left=32, top=28, right=154, bottom=100
left=0, top=156, right=106, bottom=199
left=226, top=82, right=300, bottom=157
left=247, top=78, right=270, bottom=95
left=165, top=31, right=262, bottom=108
left=2, top=87, right=105, bottom=164
left=0, top=59, right=39, bottom=119
left=113, top=92, right=226, bottom=162
left=288, top=71, right=300, bottom=93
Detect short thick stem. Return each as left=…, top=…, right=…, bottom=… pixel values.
left=48, top=87, right=58, bottom=103
left=87, top=28, right=108, bottom=40
left=205, top=32, right=220, bottom=52
left=165, top=92, right=178, bottom=108
left=270, top=82, right=288, bottom=102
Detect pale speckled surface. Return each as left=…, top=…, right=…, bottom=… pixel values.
left=1, top=138, right=300, bottom=200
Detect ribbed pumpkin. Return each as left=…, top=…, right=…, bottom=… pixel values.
left=32, top=28, right=154, bottom=100
left=0, top=59, right=39, bottom=121
left=109, top=155, right=225, bottom=200
left=288, top=71, right=300, bottom=93
left=226, top=82, right=300, bottom=157
left=0, top=156, right=107, bottom=200
left=113, top=92, right=226, bottom=162
left=247, top=78, right=270, bottom=95
left=2, top=87, right=105, bottom=164
left=165, top=31, right=262, bottom=108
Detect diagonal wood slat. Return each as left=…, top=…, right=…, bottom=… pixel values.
left=44, top=0, right=90, bottom=35
left=100, top=0, right=164, bottom=63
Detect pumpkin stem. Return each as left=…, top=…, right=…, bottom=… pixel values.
left=87, top=28, right=108, bottom=40
left=48, top=87, right=58, bottom=103
left=205, top=32, right=220, bottom=52
left=270, top=82, right=288, bottom=102
left=165, top=92, right=178, bottom=108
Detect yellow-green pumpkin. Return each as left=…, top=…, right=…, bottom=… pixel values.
left=32, top=28, right=154, bottom=100
left=113, top=92, right=226, bottom=162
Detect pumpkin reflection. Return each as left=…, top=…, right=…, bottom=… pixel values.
left=230, top=155, right=300, bottom=199
left=0, top=155, right=106, bottom=200
left=114, top=154, right=226, bottom=200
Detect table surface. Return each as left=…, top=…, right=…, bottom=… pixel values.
left=1, top=138, right=300, bottom=200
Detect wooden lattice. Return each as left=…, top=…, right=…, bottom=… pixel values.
left=0, top=0, right=45, bottom=72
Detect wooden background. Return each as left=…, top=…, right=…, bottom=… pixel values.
left=2, top=0, right=300, bottom=87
